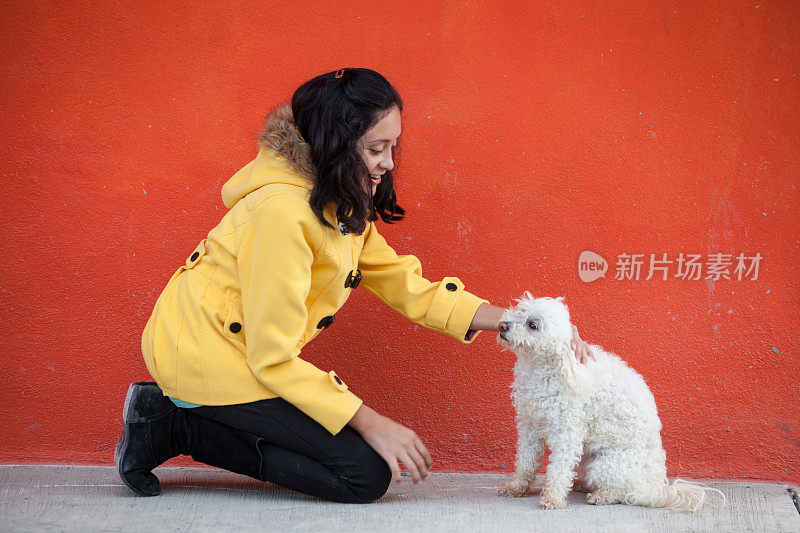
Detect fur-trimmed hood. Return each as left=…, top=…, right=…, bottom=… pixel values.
left=220, top=103, right=315, bottom=209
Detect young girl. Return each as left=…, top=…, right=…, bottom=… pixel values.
left=116, top=68, right=593, bottom=503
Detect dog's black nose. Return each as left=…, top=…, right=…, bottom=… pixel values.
left=498, top=321, right=509, bottom=333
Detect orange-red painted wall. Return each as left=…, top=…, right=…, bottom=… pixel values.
left=1, top=1, right=798, bottom=483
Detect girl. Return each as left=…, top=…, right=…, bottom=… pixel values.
left=116, top=68, right=593, bottom=503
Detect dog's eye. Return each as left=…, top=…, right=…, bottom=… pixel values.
left=527, top=320, right=538, bottom=330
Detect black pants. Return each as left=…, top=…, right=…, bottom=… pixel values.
left=187, top=398, right=392, bottom=503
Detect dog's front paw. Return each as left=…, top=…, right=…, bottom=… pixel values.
left=538, top=489, right=566, bottom=509
left=498, top=480, right=531, bottom=498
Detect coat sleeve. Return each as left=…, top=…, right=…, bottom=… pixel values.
left=358, top=221, right=489, bottom=343
left=237, top=194, right=362, bottom=435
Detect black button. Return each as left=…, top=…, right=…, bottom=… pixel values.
left=190, top=252, right=199, bottom=262
left=317, top=315, right=335, bottom=329
left=229, top=322, right=242, bottom=333
left=446, top=282, right=458, bottom=291
left=334, top=375, right=343, bottom=385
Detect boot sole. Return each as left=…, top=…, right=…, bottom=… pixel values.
left=115, top=383, right=158, bottom=496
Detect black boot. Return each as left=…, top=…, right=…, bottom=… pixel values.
left=115, top=382, right=183, bottom=496
left=115, top=382, right=267, bottom=496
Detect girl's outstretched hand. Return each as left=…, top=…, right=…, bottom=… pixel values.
left=348, top=404, right=432, bottom=484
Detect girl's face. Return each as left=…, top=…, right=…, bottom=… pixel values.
left=358, top=106, right=401, bottom=196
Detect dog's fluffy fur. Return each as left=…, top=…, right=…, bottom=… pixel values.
left=497, top=294, right=722, bottom=511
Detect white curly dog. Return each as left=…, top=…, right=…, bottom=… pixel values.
left=497, top=294, right=721, bottom=511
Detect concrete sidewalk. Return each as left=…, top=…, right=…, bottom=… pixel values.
left=1, top=466, right=798, bottom=532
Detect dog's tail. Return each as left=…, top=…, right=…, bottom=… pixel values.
left=624, top=479, right=726, bottom=512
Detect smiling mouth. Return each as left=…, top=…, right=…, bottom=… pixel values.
left=498, top=333, right=508, bottom=342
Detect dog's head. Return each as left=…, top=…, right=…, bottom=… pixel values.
left=498, top=293, right=589, bottom=390
left=497, top=293, right=572, bottom=352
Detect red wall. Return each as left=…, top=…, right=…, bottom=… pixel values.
left=1, top=1, right=798, bottom=484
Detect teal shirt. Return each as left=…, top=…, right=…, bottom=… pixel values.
left=169, top=397, right=203, bottom=408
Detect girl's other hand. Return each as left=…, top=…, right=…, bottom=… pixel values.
left=571, top=324, right=595, bottom=365
left=348, top=405, right=432, bottom=484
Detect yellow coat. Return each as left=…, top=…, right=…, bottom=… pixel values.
left=141, top=104, right=489, bottom=435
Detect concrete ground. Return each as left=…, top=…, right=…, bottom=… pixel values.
left=1, top=466, right=798, bottom=532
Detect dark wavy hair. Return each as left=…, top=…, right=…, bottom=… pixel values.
left=291, top=68, right=405, bottom=235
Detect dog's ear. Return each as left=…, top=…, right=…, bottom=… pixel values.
left=556, top=342, right=590, bottom=393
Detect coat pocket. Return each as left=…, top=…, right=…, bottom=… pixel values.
left=222, top=295, right=245, bottom=348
